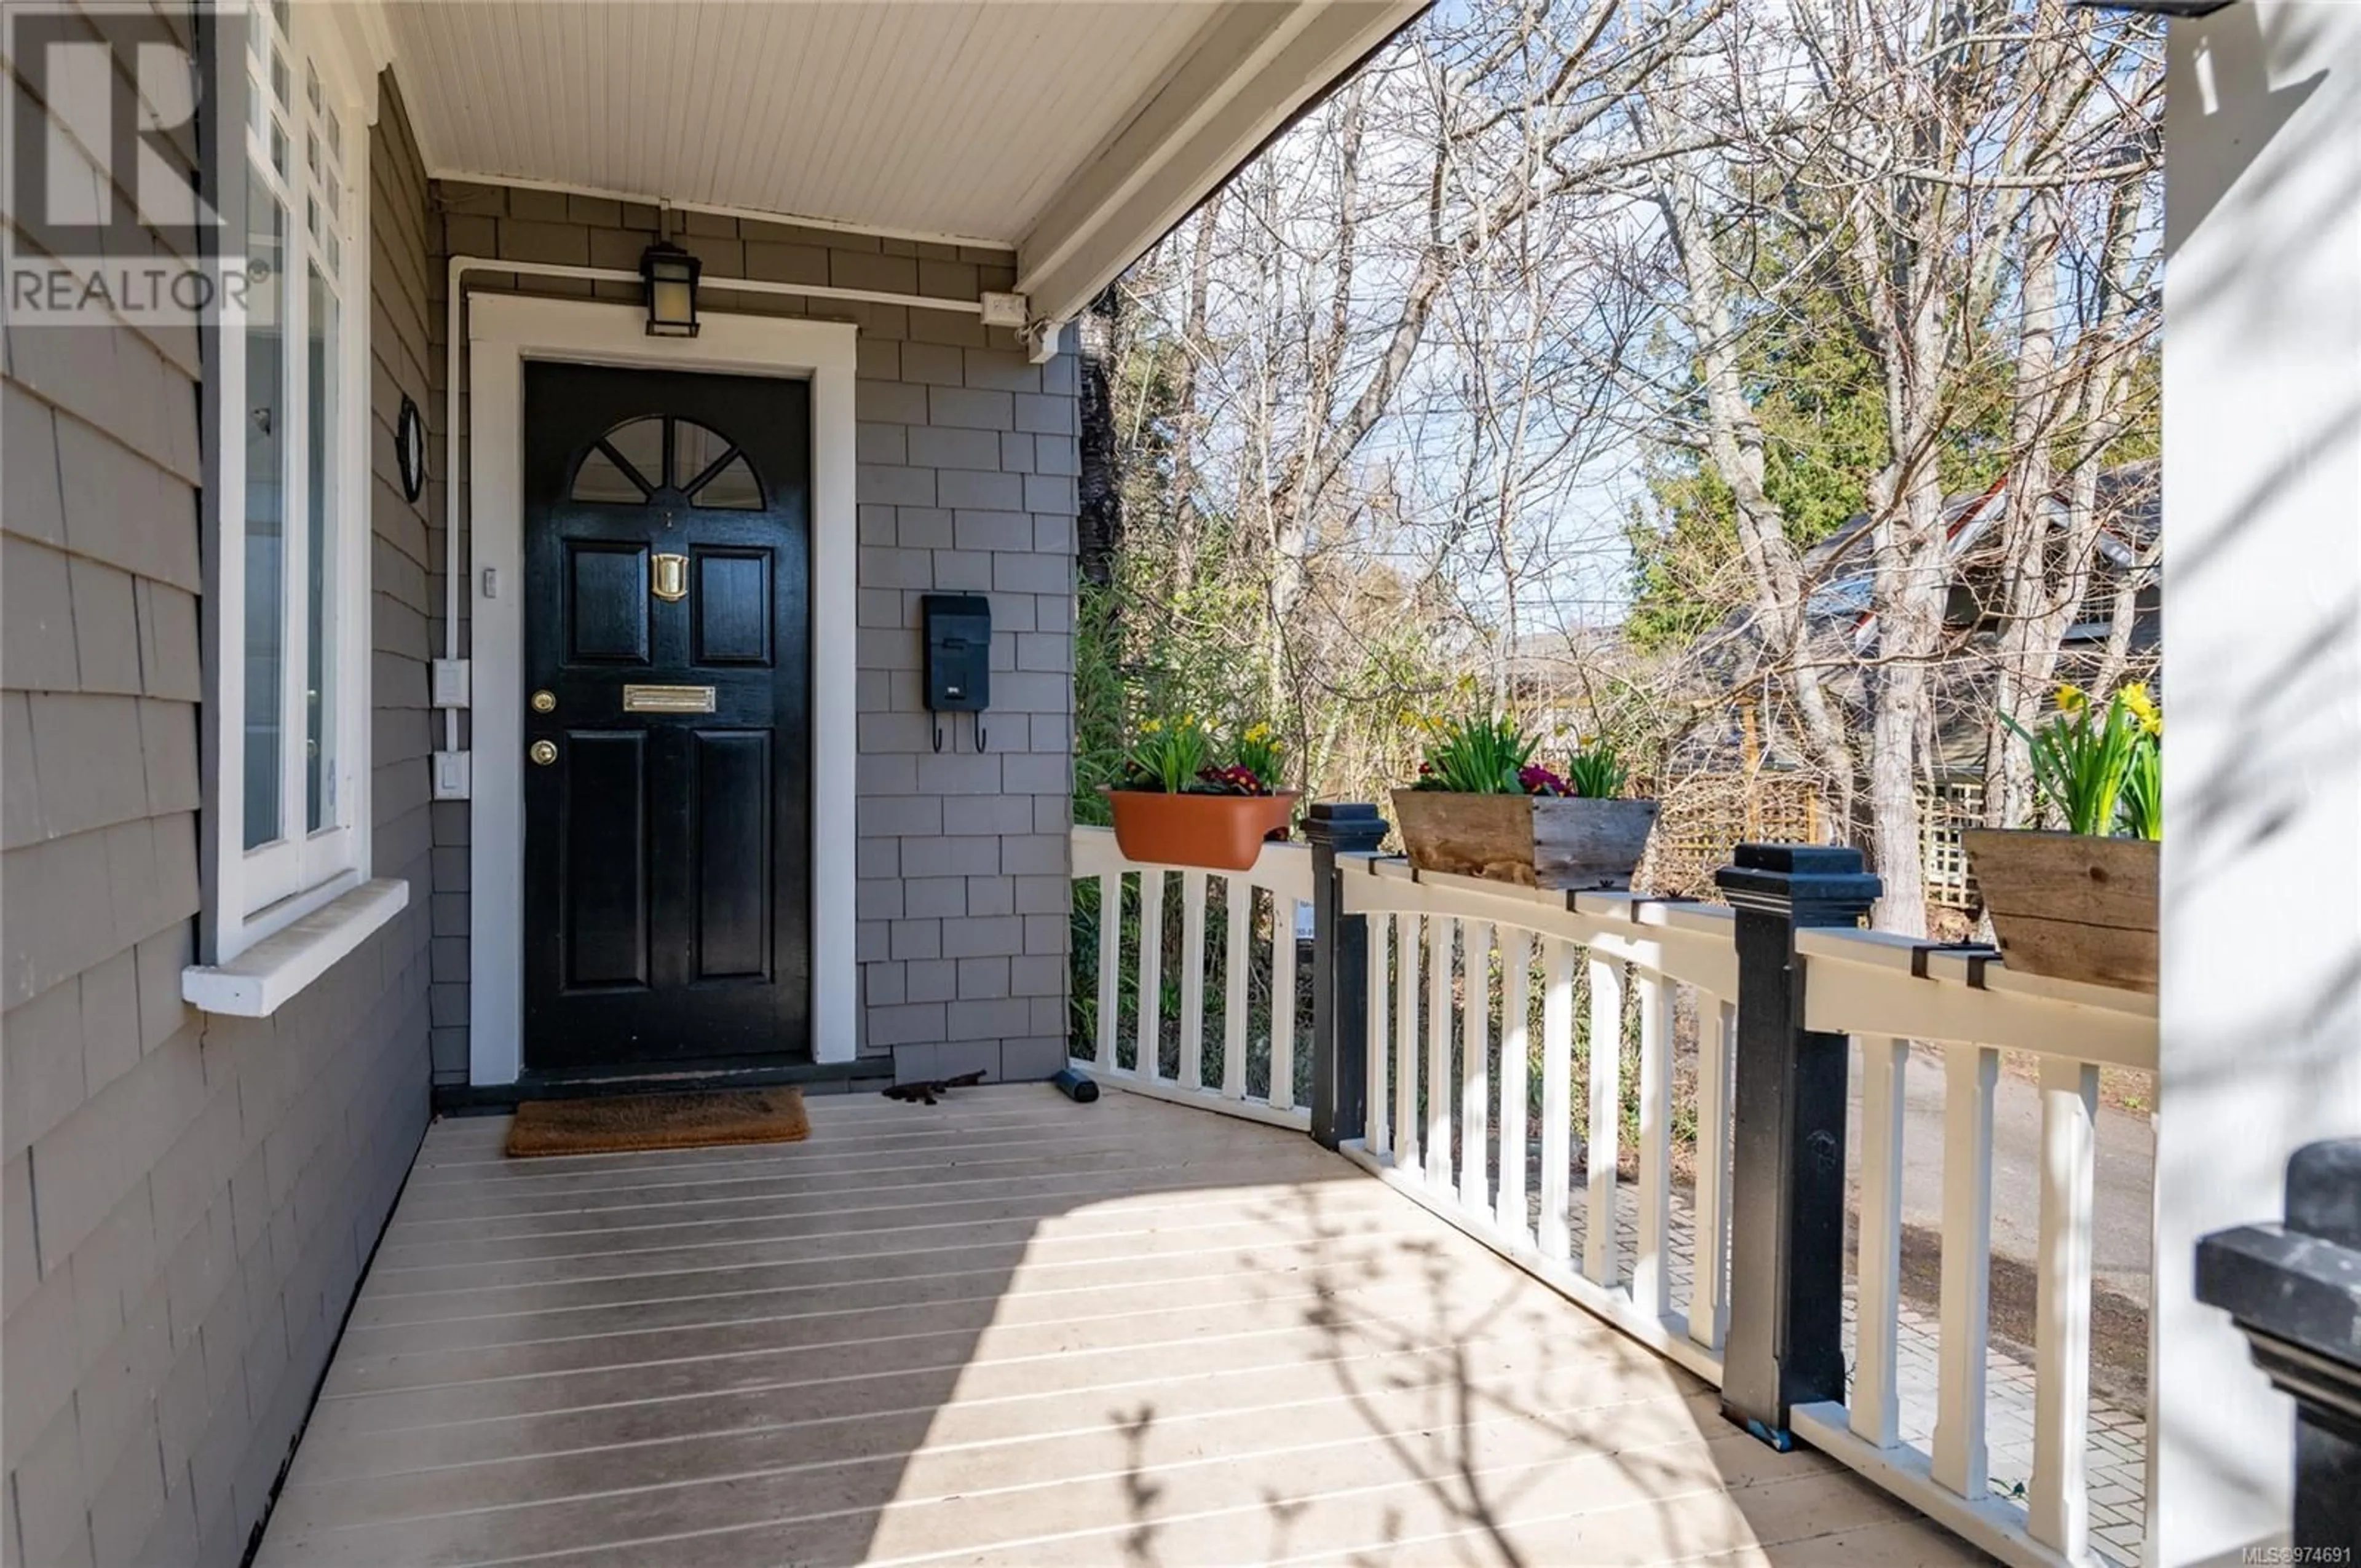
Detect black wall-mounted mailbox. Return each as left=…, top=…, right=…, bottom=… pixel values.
left=920, top=594, right=991, bottom=712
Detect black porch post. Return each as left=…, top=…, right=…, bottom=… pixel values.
left=1303, top=802, right=1387, bottom=1151
left=1714, top=843, right=1881, bottom=1446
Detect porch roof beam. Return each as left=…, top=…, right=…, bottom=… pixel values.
left=1016, top=0, right=1426, bottom=326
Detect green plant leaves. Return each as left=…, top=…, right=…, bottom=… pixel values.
left=1418, top=711, right=1541, bottom=794
left=2003, top=685, right=2161, bottom=840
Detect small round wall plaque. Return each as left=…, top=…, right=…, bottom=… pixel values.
left=395, top=395, right=427, bottom=503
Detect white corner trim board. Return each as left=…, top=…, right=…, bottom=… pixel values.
left=182, top=879, right=411, bottom=1017
left=464, top=294, right=860, bottom=1085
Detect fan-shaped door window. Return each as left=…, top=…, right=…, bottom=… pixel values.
left=569, top=416, right=764, bottom=510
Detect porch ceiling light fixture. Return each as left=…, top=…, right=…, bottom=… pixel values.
left=2067, top=0, right=2236, bottom=15
left=639, top=242, right=702, bottom=337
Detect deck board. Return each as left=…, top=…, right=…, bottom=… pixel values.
left=256, top=1085, right=1988, bottom=1567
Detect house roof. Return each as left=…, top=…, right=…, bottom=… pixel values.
left=374, top=1, right=1425, bottom=324
left=1671, top=460, right=2162, bottom=778
left=1800, top=459, right=2159, bottom=645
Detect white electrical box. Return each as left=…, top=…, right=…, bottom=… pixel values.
left=432, top=751, right=472, bottom=800
left=979, top=291, right=1029, bottom=329
left=431, top=658, right=471, bottom=709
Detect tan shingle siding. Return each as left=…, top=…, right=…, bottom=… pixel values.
left=1, top=51, right=435, bottom=1566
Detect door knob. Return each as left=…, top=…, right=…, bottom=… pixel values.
left=529, top=739, right=558, bottom=766
left=530, top=689, right=556, bottom=713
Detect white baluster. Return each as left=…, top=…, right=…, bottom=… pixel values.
left=1270, top=896, right=1299, bottom=1113
left=1460, top=921, right=1492, bottom=1215
left=1688, top=994, right=1734, bottom=1351
left=1361, top=913, right=1388, bottom=1151
left=1222, top=879, right=1249, bottom=1101
left=1632, top=970, right=1672, bottom=1318
left=1179, top=871, right=1208, bottom=1090
left=1426, top=915, right=1455, bottom=1190
left=1854, top=1033, right=1909, bottom=1448
left=1933, top=1043, right=1999, bottom=1500
left=1096, top=872, right=1120, bottom=1072
left=2030, top=1057, right=2099, bottom=1558
left=1394, top=916, right=1420, bottom=1176
left=1496, top=929, right=1532, bottom=1240
left=1136, top=870, right=1164, bottom=1081
left=1583, top=955, right=1624, bottom=1288
left=1539, top=938, right=1575, bottom=1263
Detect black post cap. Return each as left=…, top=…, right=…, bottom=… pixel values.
left=1715, top=841, right=1882, bottom=913
left=2197, top=1138, right=2361, bottom=1365
left=1302, top=801, right=1388, bottom=850
left=2195, top=1138, right=2361, bottom=1551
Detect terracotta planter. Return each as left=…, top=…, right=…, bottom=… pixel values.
left=1962, top=829, right=2158, bottom=991
left=1390, top=790, right=1659, bottom=892
left=1103, top=789, right=1300, bottom=873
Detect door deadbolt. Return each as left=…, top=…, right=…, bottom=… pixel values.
left=529, top=739, right=558, bottom=766
left=530, top=689, right=556, bottom=713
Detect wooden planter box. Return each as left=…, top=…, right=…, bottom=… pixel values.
left=1103, top=789, right=1299, bottom=873
left=1962, top=829, right=2158, bottom=991
left=1390, top=790, right=1659, bottom=891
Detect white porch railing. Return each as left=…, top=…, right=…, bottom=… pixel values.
left=1789, top=927, right=2157, bottom=1568
left=1334, top=858, right=1742, bottom=1386
left=1069, top=824, right=1316, bottom=1128
left=1064, top=822, right=2161, bottom=1568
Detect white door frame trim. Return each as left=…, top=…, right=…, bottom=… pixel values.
left=466, top=293, right=858, bottom=1084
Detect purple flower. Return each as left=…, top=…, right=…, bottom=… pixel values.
left=1196, top=763, right=1270, bottom=797
left=1519, top=764, right=1573, bottom=797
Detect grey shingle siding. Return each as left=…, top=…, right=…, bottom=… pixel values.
left=429, top=185, right=1079, bottom=1085
left=1, top=60, right=435, bottom=1567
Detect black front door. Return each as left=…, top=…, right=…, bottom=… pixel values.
left=521, top=363, right=811, bottom=1073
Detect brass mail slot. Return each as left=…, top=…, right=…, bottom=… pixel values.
left=622, top=683, right=717, bottom=714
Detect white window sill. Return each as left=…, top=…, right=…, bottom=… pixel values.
left=182, top=878, right=410, bottom=1017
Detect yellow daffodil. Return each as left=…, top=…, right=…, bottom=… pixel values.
left=2121, top=684, right=2161, bottom=735
left=2054, top=682, right=2087, bottom=715
left=1141, top=718, right=1162, bottom=735
left=1245, top=723, right=1273, bottom=743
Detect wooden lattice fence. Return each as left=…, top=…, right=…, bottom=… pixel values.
left=1639, top=770, right=1827, bottom=898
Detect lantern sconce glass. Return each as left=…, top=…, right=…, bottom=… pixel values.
left=640, top=242, right=702, bottom=338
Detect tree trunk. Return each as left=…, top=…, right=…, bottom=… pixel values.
left=1076, top=286, right=1122, bottom=591
left=1651, top=146, right=1857, bottom=833
left=1166, top=194, right=1221, bottom=586
left=1865, top=484, right=1946, bottom=939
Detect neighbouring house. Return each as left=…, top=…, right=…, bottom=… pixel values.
left=1659, top=460, right=2162, bottom=905
left=0, top=2, right=1417, bottom=1559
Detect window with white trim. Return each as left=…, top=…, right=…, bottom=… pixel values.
left=207, top=1, right=372, bottom=963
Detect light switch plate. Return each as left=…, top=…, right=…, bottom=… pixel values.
left=431, top=750, right=472, bottom=800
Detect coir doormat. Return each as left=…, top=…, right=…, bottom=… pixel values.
left=504, top=1087, right=810, bottom=1157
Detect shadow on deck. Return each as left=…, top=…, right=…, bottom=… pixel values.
left=253, top=1085, right=1988, bottom=1566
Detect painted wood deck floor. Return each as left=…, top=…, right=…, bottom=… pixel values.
left=255, top=1085, right=1988, bottom=1567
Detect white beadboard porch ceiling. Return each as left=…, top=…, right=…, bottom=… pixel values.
left=379, top=1, right=1422, bottom=320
